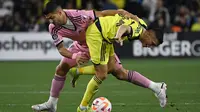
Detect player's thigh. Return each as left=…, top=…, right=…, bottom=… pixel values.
left=107, top=55, right=116, bottom=73
left=87, top=40, right=113, bottom=65
left=94, top=64, right=108, bottom=80
left=109, top=53, right=128, bottom=80
left=107, top=47, right=126, bottom=75
left=113, top=53, right=122, bottom=70
left=86, top=23, right=109, bottom=65
left=110, top=53, right=123, bottom=72
left=107, top=44, right=115, bottom=66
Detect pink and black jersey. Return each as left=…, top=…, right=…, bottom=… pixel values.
left=49, top=9, right=96, bottom=46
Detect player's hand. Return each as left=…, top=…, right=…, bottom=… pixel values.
left=77, top=53, right=89, bottom=67
left=72, top=52, right=89, bottom=67
left=114, top=35, right=124, bottom=46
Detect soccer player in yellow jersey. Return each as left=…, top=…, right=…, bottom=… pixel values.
left=77, top=14, right=167, bottom=112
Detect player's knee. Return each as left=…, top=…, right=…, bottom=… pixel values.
left=112, top=71, right=124, bottom=80
left=95, top=69, right=108, bottom=80
left=107, top=66, right=114, bottom=73
left=112, top=68, right=128, bottom=80
left=96, top=72, right=107, bottom=80
left=107, top=63, right=115, bottom=73
left=55, top=64, right=70, bottom=76
left=94, top=64, right=108, bottom=80
left=107, top=56, right=116, bottom=72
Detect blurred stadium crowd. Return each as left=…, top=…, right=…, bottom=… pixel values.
left=0, top=0, right=200, bottom=32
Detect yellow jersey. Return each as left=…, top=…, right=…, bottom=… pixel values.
left=98, top=14, right=147, bottom=43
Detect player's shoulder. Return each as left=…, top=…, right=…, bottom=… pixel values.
left=63, top=9, right=81, bottom=19
left=63, top=9, right=80, bottom=15
left=48, top=23, right=62, bottom=34
left=63, top=9, right=77, bottom=13
left=64, top=9, right=93, bottom=16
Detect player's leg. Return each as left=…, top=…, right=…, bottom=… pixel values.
left=77, top=23, right=111, bottom=111
left=110, top=57, right=167, bottom=107
left=69, top=65, right=95, bottom=88
left=78, top=64, right=107, bottom=111
left=70, top=65, right=95, bottom=75
left=31, top=44, right=82, bottom=112
left=70, top=53, right=167, bottom=107
left=68, top=53, right=116, bottom=87
left=31, top=59, right=72, bottom=112
left=78, top=55, right=116, bottom=112
left=69, top=53, right=118, bottom=77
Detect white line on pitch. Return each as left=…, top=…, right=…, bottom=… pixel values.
left=0, top=91, right=199, bottom=94
left=0, top=82, right=200, bottom=88
left=1, top=102, right=200, bottom=106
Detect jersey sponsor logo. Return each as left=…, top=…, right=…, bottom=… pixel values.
left=0, top=33, right=73, bottom=61
left=133, top=41, right=192, bottom=57
left=52, top=34, right=58, bottom=40
left=135, top=25, right=142, bottom=34
left=133, top=40, right=199, bottom=57
left=116, top=19, right=125, bottom=27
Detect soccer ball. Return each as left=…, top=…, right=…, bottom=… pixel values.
left=91, top=97, right=112, bottom=112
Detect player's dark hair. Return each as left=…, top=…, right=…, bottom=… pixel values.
left=43, top=1, right=60, bottom=15
left=151, top=28, right=164, bottom=45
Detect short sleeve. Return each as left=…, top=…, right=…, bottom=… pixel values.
left=129, top=22, right=143, bottom=40
left=79, top=10, right=96, bottom=21
left=139, top=18, right=148, bottom=29
left=49, top=24, right=63, bottom=46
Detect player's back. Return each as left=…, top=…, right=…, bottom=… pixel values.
left=98, top=14, right=122, bottom=37
left=98, top=14, right=147, bottom=43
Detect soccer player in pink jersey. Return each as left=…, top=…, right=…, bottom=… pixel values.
left=31, top=1, right=167, bottom=112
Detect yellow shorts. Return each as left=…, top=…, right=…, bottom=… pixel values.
left=86, top=22, right=114, bottom=65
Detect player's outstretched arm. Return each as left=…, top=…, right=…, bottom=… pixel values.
left=117, top=9, right=140, bottom=22
left=95, top=9, right=139, bottom=22
left=114, top=25, right=131, bottom=46
left=95, top=10, right=123, bottom=17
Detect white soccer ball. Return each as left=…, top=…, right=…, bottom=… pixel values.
left=91, top=97, right=112, bottom=112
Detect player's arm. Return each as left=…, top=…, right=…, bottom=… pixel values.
left=95, top=9, right=139, bottom=22
left=49, top=27, right=73, bottom=59
left=49, top=25, right=88, bottom=65
left=56, top=42, right=73, bottom=58
left=114, top=25, right=132, bottom=46
left=49, top=25, right=73, bottom=59
left=56, top=42, right=88, bottom=65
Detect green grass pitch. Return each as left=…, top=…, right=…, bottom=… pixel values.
left=0, top=59, right=200, bottom=112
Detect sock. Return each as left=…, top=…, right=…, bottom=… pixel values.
left=148, top=81, right=162, bottom=94
left=49, top=74, right=66, bottom=104
left=127, top=71, right=151, bottom=88
left=127, top=71, right=161, bottom=93
left=80, top=76, right=102, bottom=110
left=48, top=96, right=58, bottom=106
left=77, top=65, right=95, bottom=75
left=79, top=105, right=87, bottom=110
